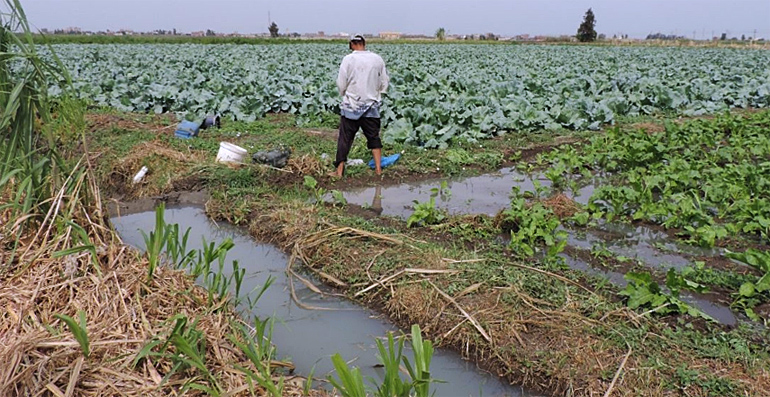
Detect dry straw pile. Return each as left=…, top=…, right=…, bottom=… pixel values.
left=0, top=1, right=316, bottom=393
left=0, top=168, right=317, bottom=396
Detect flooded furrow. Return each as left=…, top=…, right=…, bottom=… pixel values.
left=561, top=256, right=738, bottom=325
left=112, top=206, right=531, bottom=397
left=339, top=168, right=742, bottom=325
left=341, top=167, right=594, bottom=218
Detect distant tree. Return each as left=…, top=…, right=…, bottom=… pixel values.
left=435, top=27, right=446, bottom=41
left=205, top=29, right=215, bottom=37
left=741, top=34, right=746, bottom=41
left=598, top=33, right=606, bottom=40
left=720, top=33, right=727, bottom=41
left=576, top=8, right=597, bottom=42
left=172, top=28, right=177, bottom=35
left=646, top=32, right=686, bottom=41
left=268, top=22, right=279, bottom=38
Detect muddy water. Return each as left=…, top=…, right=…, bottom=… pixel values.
left=564, top=225, right=706, bottom=272
left=563, top=222, right=741, bottom=325
left=340, top=168, right=595, bottom=218
left=340, top=168, right=738, bottom=325
left=343, top=169, right=720, bottom=273
left=560, top=255, right=737, bottom=325
left=112, top=206, right=529, bottom=397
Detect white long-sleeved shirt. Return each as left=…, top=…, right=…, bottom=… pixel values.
left=336, top=50, right=389, bottom=120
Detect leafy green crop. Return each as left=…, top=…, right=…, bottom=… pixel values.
left=726, top=249, right=770, bottom=321
left=502, top=188, right=567, bottom=257
left=407, top=197, right=447, bottom=228
left=545, top=111, right=770, bottom=247
left=620, top=270, right=711, bottom=320
left=42, top=44, right=770, bottom=147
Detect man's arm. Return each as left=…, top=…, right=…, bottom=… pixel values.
left=379, top=61, right=389, bottom=94
left=336, top=57, right=349, bottom=96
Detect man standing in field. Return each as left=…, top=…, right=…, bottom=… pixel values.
left=330, top=34, right=389, bottom=178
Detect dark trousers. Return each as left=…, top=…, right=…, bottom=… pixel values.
left=334, top=116, right=382, bottom=168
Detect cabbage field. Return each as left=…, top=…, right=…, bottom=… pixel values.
left=50, top=44, right=770, bottom=148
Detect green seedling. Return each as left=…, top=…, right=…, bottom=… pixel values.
left=53, top=311, right=90, bottom=357
left=331, top=190, right=348, bottom=206
left=407, top=197, right=447, bottom=228
left=303, top=175, right=327, bottom=204
left=619, top=270, right=711, bottom=321
left=329, top=325, right=439, bottom=397
left=329, top=353, right=367, bottom=397
left=140, top=203, right=170, bottom=282
left=726, top=249, right=770, bottom=321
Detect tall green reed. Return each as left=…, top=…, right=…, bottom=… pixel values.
left=329, top=325, right=440, bottom=397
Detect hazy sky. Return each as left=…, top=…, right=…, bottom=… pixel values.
left=14, top=0, right=770, bottom=39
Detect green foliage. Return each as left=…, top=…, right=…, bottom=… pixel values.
left=726, top=249, right=770, bottom=321
left=576, top=8, right=598, bottom=43
left=53, top=310, right=90, bottom=357
left=329, top=353, right=367, bottom=397
left=0, top=0, right=77, bottom=267
left=140, top=203, right=169, bottom=282
left=268, top=22, right=280, bottom=38
left=680, top=261, right=754, bottom=291
left=619, top=270, right=711, bottom=320
left=671, top=365, right=738, bottom=396
left=229, top=316, right=284, bottom=397
left=303, top=175, right=327, bottom=204
left=430, top=181, right=452, bottom=199
left=329, top=325, right=439, bottom=397
left=546, top=111, right=770, bottom=250
left=331, top=190, right=348, bottom=206
left=39, top=44, right=770, bottom=147
left=407, top=197, right=447, bottom=228
left=139, top=204, right=259, bottom=310
left=302, top=366, right=316, bottom=397
left=435, top=27, right=446, bottom=41
left=502, top=188, right=566, bottom=257
left=373, top=332, right=411, bottom=397
left=568, top=211, right=591, bottom=227
left=133, top=314, right=221, bottom=395
left=403, top=324, right=436, bottom=397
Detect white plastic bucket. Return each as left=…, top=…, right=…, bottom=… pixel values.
left=216, top=142, right=248, bottom=163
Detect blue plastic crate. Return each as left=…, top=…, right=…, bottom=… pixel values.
left=174, top=121, right=200, bottom=139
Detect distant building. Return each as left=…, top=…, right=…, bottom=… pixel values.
left=191, top=31, right=205, bottom=37
left=379, top=31, right=402, bottom=40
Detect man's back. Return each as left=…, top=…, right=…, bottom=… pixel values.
left=337, top=50, right=389, bottom=113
